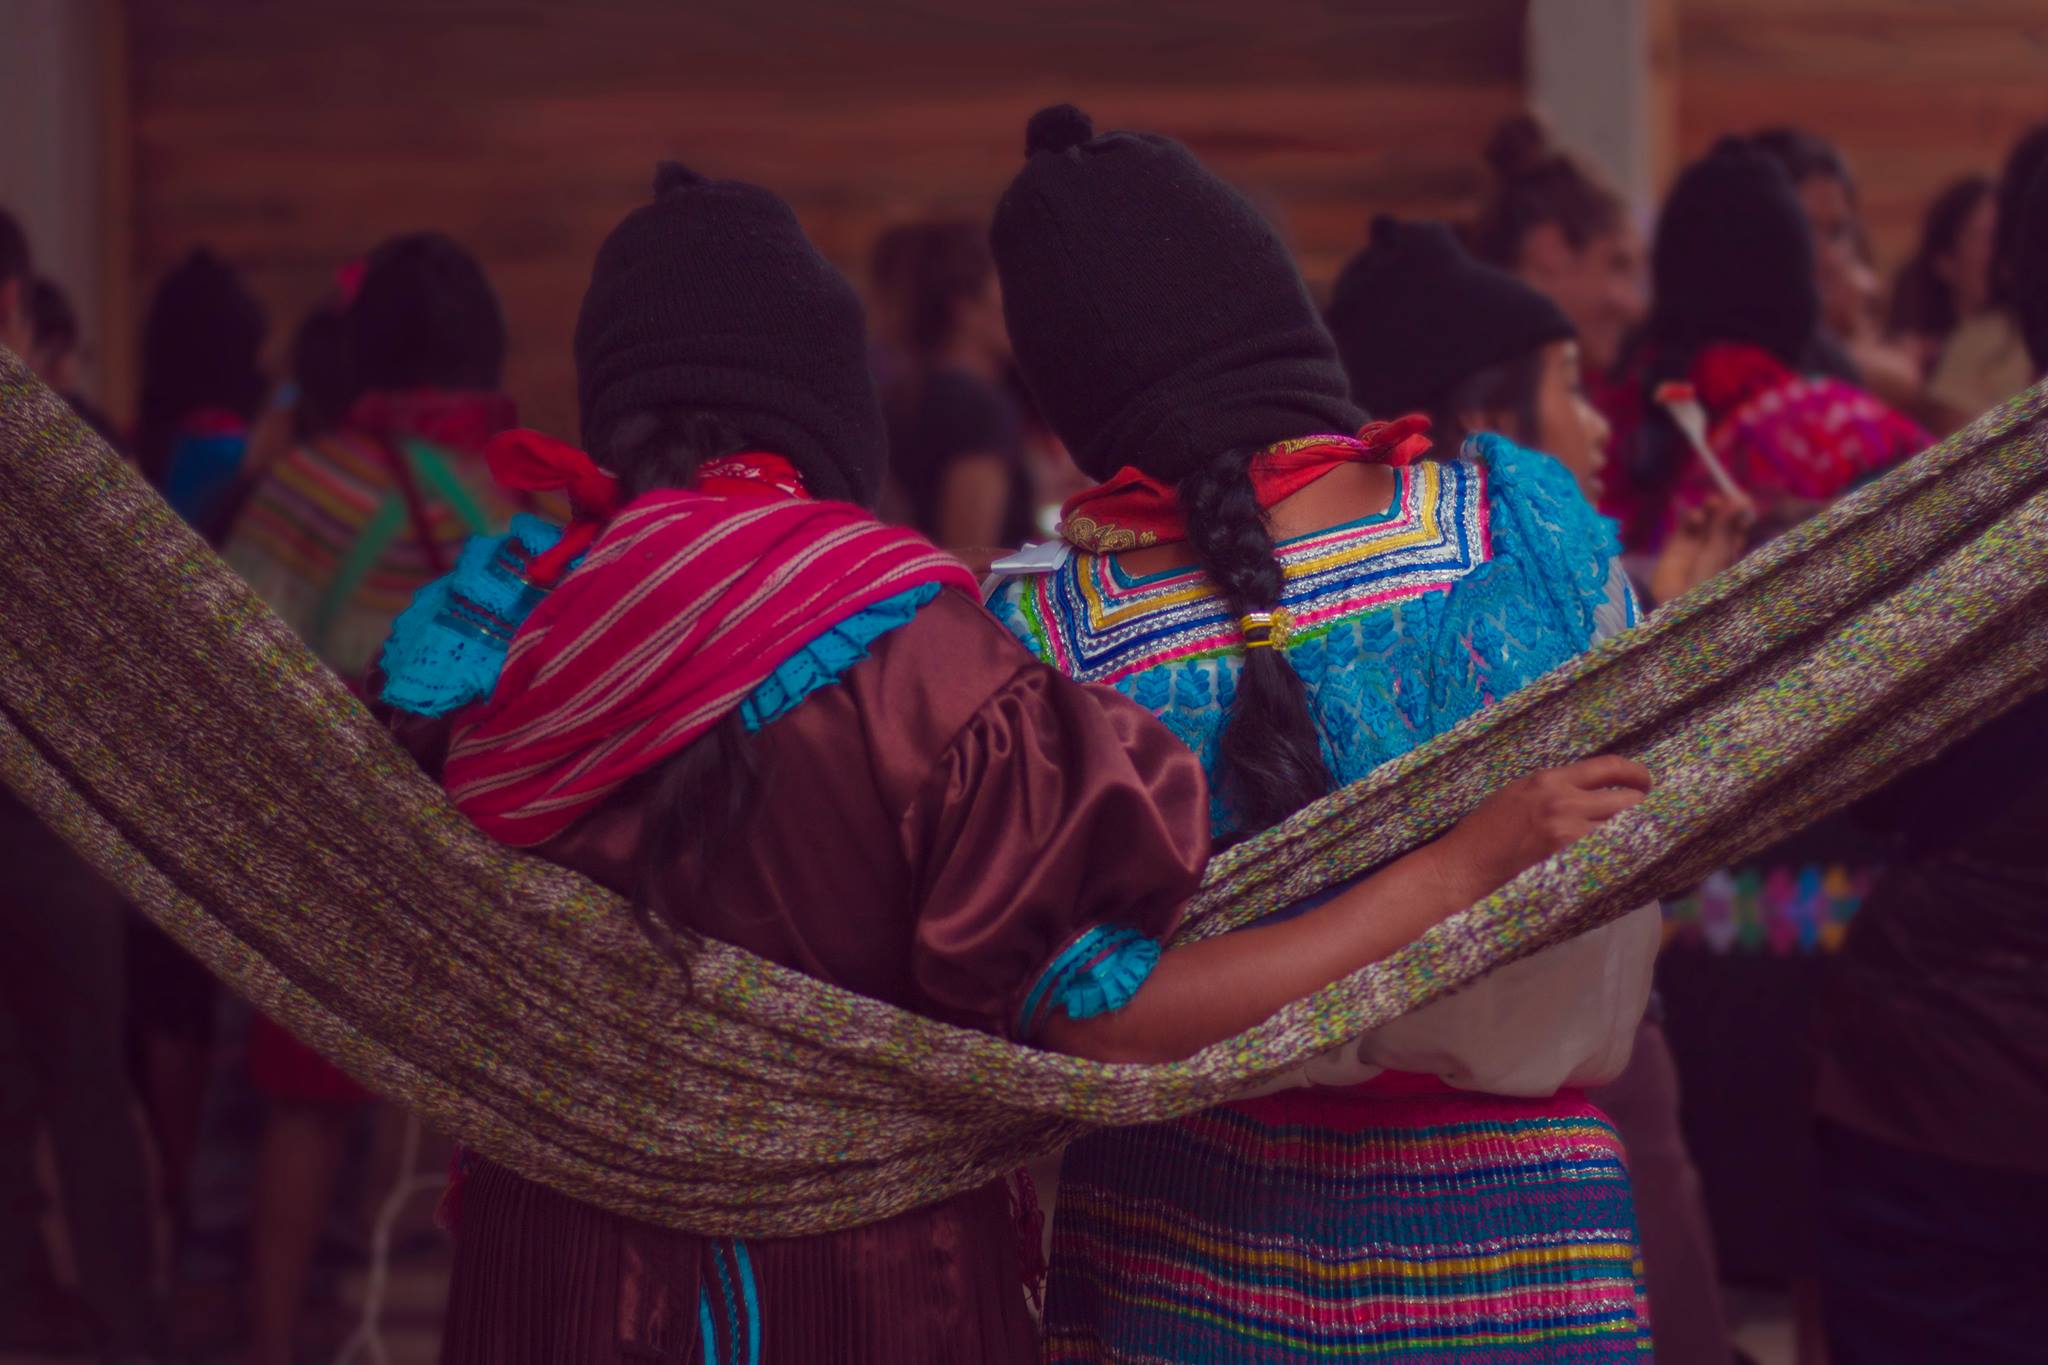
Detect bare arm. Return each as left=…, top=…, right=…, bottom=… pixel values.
left=1043, top=756, right=1652, bottom=1064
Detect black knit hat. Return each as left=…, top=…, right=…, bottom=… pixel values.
left=1326, top=216, right=1575, bottom=416
left=990, top=105, right=1361, bottom=483
left=574, top=163, right=884, bottom=506
left=1650, top=137, right=1819, bottom=365
left=137, top=249, right=269, bottom=478
left=349, top=232, right=506, bottom=393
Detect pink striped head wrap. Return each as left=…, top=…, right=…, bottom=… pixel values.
left=443, top=487, right=975, bottom=846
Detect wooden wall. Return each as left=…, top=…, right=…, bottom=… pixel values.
left=126, top=0, right=1525, bottom=437
left=1677, top=0, right=2048, bottom=269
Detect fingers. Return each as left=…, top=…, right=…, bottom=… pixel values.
left=1563, top=786, right=1648, bottom=822
left=1533, top=788, right=1646, bottom=857
left=1549, top=754, right=1653, bottom=794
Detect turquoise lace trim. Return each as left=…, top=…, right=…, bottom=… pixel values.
left=1014, top=924, right=1161, bottom=1039
left=737, top=583, right=941, bottom=733
left=379, top=514, right=570, bottom=718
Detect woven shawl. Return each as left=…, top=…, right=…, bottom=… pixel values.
left=2, top=347, right=2045, bottom=1237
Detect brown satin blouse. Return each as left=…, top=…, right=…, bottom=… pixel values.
left=536, top=587, right=1207, bottom=1037
left=414, top=587, right=1212, bottom=1364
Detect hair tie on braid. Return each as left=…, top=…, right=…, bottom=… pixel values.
left=1177, top=448, right=1333, bottom=836
left=1239, top=607, right=1293, bottom=650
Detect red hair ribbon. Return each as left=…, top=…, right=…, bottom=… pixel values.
left=483, top=429, right=625, bottom=586
left=334, top=257, right=367, bottom=308
left=1356, top=414, right=1434, bottom=467
left=485, top=428, right=624, bottom=516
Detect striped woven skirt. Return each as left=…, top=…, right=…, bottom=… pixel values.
left=1043, top=1078, right=1650, bottom=1362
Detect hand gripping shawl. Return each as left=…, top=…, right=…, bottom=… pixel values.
left=1, top=346, right=2045, bottom=1237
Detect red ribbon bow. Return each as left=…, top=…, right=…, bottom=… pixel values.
left=485, top=428, right=624, bottom=517
left=483, top=429, right=626, bottom=586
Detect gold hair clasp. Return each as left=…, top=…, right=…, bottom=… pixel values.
left=1239, top=606, right=1294, bottom=650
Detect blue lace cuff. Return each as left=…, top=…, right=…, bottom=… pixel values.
left=738, top=583, right=940, bottom=733
left=379, top=514, right=570, bottom=718
left=1014, top=924, right=1162, bottom=1040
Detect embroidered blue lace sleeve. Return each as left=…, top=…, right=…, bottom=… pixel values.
left=984, top=573, right=1047, bottom=661
left=379, top=514, right=568, bottom=718
left=1465, top=432, right=1623, bottom=653
left=738, top=583, right=942, bottom=732
left=1014, top=923, right=1162, bottom=1040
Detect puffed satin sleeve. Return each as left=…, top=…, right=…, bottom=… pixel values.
left=900, top=664, right=1211, bottom=1042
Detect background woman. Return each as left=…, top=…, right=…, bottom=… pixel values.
left=1467, top=113, right=1647, bottom=381
left=135, top=248, right=270, bottom=541
left=1810, top=165, right=2048, bottom=1365
left=883, top=218, right=1037, bottom=552
left=1751, top=126, right=1924, bottom=410
left=1886, top=174, right=1997, bottom=378
left=1604, top=138, right=1926, bottom=554
left=1923, top=123, right=2048, bottom=432
left=220, top=231, right=517, bottom=1365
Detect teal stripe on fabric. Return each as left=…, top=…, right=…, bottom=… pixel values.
left=1015, top=924, right=1159, bottom=1038
left=735, top=1240, right=761, bottom=1365
left=712, top=1242, right=739, bottom=1364
left=400, top=438, right=495, bottom=537
left=697, top=1289, right=716, bottom=1363
left=1060, top=932, right=1160, bottom=1021
left=739, top=583, right=940, bottom=732
left=1015, top=926, right=1115, bottom=1038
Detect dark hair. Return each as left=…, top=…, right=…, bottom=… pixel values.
left=1176, top=450, right=1332, bottom=837
left=288, top=305, right=358, bottom=441
left=601, top=407, right=759, bottom=976
left=1468, top=114, right=1626, bottom=268
left=2016, top=159, right=2048, bottom=375
left=903, top=219, right=995, bottom=358
left=868, top=221, right=928, bottom=296
left=1424, top=349, right=1547, bottom=449
left=0, top=208, right=27, bottom=289
left=137, top=248, right=269, bottom=484
left=1751, top=126, right=1855, bottom=195
left=347, top=232, right=506, bottom=394
left=1994, top=122, right=2048, bottom=306
left=1887, top=175, right=1995, bottom=339
left=30, top=276, right=77, bottom=354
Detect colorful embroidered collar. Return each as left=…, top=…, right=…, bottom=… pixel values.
left=1009, top=454, right=1490, bottom=685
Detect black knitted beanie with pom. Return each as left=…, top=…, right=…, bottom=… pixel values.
left=990, top=105, right=1361, bottom=482
left=573, top=162, right=886, bottom=506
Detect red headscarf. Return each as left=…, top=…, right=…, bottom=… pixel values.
left=1679, top=342, right=1929, bottom=512
left=1055, top=417, right=1433, bottom=552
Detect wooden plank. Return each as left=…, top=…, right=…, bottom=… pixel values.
left=1678, top=0, right=2048, bottom=270
left=97, top=0, right=136, bottom=428
left=125, top=0, right=1528, bottom=437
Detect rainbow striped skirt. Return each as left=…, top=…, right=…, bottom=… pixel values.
left=1043, top=1078, right=1650, bottom=1362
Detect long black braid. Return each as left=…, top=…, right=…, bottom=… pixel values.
left=1176, top=448, right=1333, bottom=837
